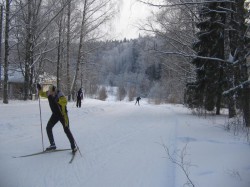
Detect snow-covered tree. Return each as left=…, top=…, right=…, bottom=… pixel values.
left=139, top=0, right=250, bottom=126
left=185, top=1, right=227, bottom=114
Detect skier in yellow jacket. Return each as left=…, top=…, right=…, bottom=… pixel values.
left=37, top=84, right=77, bottom=153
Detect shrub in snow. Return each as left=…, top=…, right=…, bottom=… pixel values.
left=128, top=87, right=136, bottom=101
left=117, top=86, right=126, bottom=101
left=98, top=87, right=107, bottom=101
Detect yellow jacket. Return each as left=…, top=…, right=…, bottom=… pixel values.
left=39, top=90, right=69, bottom=127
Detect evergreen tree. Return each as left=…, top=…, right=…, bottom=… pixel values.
left=185, top=1, right=249, bottom=124
left=231, top=0, right=250, bottom=126
left=185, top=2, right=225, bottom=113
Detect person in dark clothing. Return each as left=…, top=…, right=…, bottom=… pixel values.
left=37, top=84, right=77, bottom=153
left=135, top=96, right=141, bottom=106
left=76, top=88, right=83, bottom=108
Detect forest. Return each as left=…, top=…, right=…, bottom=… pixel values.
left=0, top=0, right=250, bottom=127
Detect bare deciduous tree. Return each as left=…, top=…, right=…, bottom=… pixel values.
left=70, top=0, right=117, bottom=99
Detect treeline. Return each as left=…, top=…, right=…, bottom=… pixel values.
left=1, top=0, right=185, bottom=104
left=81, top=37, right=188, bottom=103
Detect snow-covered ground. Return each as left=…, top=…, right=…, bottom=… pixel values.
left=0, top=98, right=249, bottom=187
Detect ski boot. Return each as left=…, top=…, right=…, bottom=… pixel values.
left=72, top=147, right=77, bottom=153
left=45, top=144, right=56, bottom=151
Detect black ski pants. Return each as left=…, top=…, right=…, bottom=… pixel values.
left=46, top=114, right=75, bottom=149
left=76, top=98, right=81, bottom=108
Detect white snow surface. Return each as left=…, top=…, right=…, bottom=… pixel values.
left=0, top=99, right=250, bottom=187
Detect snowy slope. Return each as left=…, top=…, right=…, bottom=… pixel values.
left=0, top=99, right=249, bottom=187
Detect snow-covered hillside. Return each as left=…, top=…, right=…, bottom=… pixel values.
left=0, top=99, right=249, bottom=187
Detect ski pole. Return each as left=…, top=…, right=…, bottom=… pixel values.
left=38, top=93, right=45, bottom=151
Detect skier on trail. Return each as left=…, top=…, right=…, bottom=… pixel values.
left=76, top=88, right=83, bottom=108
left=37, top=84, right=77, bottom=153
left=135, top=96, right=141, bottom=106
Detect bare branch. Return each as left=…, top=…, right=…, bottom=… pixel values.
left=161, top=143, right=196, bottom=187
left=138, top=0, right=235, bottom=8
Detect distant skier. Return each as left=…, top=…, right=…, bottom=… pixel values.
left=76, top=88, right=83, bottom=108
left=37, top=84, right=77, bottom=153
left=135, top=96, right=141, bottom=106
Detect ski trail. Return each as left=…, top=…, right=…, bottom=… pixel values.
left=0, top=100, right=178, bottom=187
left=1, top=100, right=250, bottom=187
left=73, top=103, right=178, bottom=187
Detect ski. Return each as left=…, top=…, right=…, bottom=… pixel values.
left=69, top=151, right=77, bottom=164
left=13, top=148, right=71, bottom=158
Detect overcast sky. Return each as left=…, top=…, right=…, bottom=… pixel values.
left=113, top=0, right=152, bottom=40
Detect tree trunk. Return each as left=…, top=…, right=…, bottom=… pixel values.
left=3, top=0, right=10, bottom=104
left=224, top=2, right=236, bottom=118
left=216, top=65, right=224, bottom=115
left=70, top=0, right=87, bottom=98
left=66, top=1, right=71, bottom=100
left=243, top=87, right=250, bottom=127
left=236, top=0, right=250, bottom=127
left=0, top=5, right=3, bottom=92
left=57, top=12, right=63, bottom=90
left=24, top=0, right=32, bottom=100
